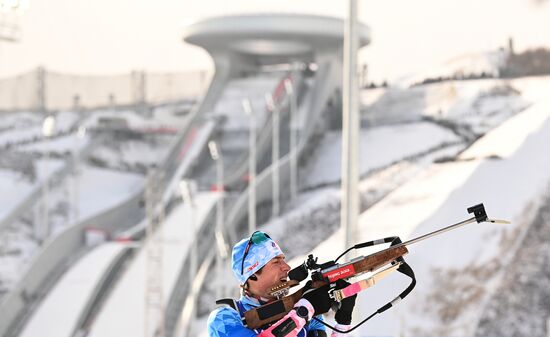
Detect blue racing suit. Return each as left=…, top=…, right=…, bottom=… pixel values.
left=207, top=295, right=326, bottom=337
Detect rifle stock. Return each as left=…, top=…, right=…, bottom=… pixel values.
left=354, top=245, right=408, bottom=274
left=244, top=245, right=408, bottom=329
left=244, top=290, right=303, bottom=329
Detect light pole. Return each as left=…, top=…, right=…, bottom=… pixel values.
left=208, top=140, right=228, bottom=298
left=179, top=180, right=197, bottom=278
left=179, top=179, right=196, bottom=333
left=284, top=76, right=298, bottom=202
left=144, top=170, right=165, bottom=337
left=341, top=0, right=360, bottom=259
left=72, top=126, right=86, bottom=224
left=242, top=98, right=256, bottom=234
left=265, top=93, right=280, bottom=218
left=40, top=115, right=56, bottom=241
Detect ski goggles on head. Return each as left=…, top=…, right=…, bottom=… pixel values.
left=231, top=230, right=283, bottom=283
left=240, top=231, right=272, bottom=275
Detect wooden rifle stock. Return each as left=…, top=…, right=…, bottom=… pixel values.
left=244, top=288, right=304, bottom=330
left=322, top=245, right=408, bottom=282
left=244, top=245, right=408, bottom=329
left=359, top=245, right=408, bottom=272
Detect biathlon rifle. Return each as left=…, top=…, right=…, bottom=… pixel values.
left=242, top=203, right=510, bottom=333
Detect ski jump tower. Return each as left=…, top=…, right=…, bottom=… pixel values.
left=183, top=13, right=371, bottom=118
left=181, top=13, right=371, bottom=238
left=176, top=14, right=370, bottom=337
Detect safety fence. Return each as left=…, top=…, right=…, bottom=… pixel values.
left=0, top=68, right=210, bottom=112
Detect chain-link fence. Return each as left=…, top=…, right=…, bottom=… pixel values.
left=0, top=67, right=210, bottom=112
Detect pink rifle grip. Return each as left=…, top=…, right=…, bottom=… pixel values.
left=341, top=282, right=362, bottom=298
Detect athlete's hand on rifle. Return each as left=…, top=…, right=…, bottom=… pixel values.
left=301, top=281, right=333, bottom=316
left=334, top=280, right=357, bottom=325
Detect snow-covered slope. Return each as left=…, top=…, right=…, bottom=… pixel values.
left=0, top=166, right=142, bottom=298
left=3, top=69, right=550, bottom=337
left=362, top=78, right=530, bottom=132
left=197, top=75, right=550, bottom=337
left=18, top=243, right=130, bottom=337
left=302, top=122, right=460, bottom=188
left=87, top=193, right=219, bottom=337
left=290, top=76, right=550, bottom=337
left=0, top=104, right=186, bottom=301
left=475, top=189, right=550, bottom=337
left=402, top=49, right=509, bottom=87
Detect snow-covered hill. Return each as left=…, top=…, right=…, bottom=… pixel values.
left=0, top=103, right=189, bottom=301
left=403, top=50, right=509, bottom=87
left=3, top=71, right=550, bottom=337
left=197, top=75, right=550, bottom=337
left=288, top=76, right=550, bottom=337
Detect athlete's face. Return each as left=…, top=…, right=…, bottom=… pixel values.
left=248, top=254, right=290, bottom=300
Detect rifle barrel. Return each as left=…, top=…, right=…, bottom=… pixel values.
left=398, top=217, right=477, bottom=248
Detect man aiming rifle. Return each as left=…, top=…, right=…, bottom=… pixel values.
left=208, top=231, right=357, bottom=337
left=208, top=204, right=509, bottom=336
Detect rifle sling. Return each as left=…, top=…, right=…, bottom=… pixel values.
left=313, top=258, right=417, bottom=334
left=332, top=262, right=402, bottom=301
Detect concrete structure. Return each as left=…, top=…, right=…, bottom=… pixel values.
left=177, top=13, right=371, bottom=337
left=183, top=14, right=370, bottom=102
left=183, top=14, right=371, bottom=192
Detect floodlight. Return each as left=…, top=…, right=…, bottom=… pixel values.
left=242, top=99, right=252, bottom=115
left=208, top=141, right=220, bottom=161
left=42, top=115, right=56, bottom=138
left=284, top=79, right=293, bottom=95
left=179, top=180, right=194, bottom=204
left=77, top=126, right=87, bottom=138
left=264, top=93, right=275, bottom=112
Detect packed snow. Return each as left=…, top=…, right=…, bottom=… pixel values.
left=0, top=166, right=142, bottom=299
left=475, top=189, right=550, bottom=337
left=0, top=111, right=80, bottom=148
left=403, top=50, right=509, bottom=86
left=18, top=243, right=130, bottom=337
left=0, top=170, right=36, bottom=220
left=285, top=78, right=550, bottom=337
left=194, top=75, right=550, bottom=337
left=302, top=122, right=461, bottom=188
left=0, top=104, right=188, bottom=301
left=363, top=79, right=530, bottom=135
left=17, top=133, right=91, bottom=154
left=88, top=133, right=175, bottom=173
left=2, top=60, right=550, bottom=337
left=0, top=218, right=39, bottom=299
left=86, top=193, right=220, bottom=337
left=0, top=158, right=64, bottom=221
left=80, top=107, right=189, bottom=131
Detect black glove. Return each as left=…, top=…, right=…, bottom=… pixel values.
left=301, top=282, right=333, bottom=316
left=334, top=280, right=357, bottom=325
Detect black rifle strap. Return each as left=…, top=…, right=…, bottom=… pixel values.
left=314, top=237, right=417, bottom=334
left=215, top=298, right=248, bottom=326
left=215, top=298, right=238, bottom=310
left=335, top=237, right=399, bottom=263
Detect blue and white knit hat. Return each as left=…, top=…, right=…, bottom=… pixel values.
left=231, top=231, right=284, bottom=284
